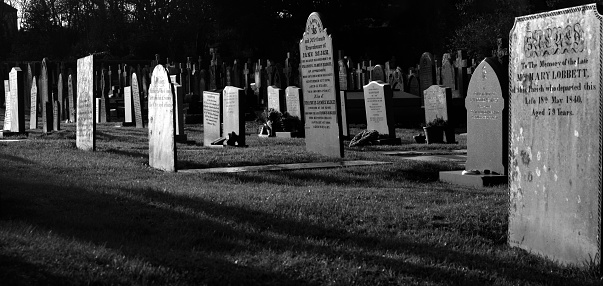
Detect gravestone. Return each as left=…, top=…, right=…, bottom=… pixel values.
left=299, top=12, right=343, bottom=157
left=123, top=86, right=133, bottom=125
left=8, top=68, right=24, bottom=132
left=95, top=98, right=107, bottom=123
left=419, top=52, right=436, bottom=102
left=340, top=91, right=349, bottom=138
left=508, top=4, right=602, bottom=268
left=53, top=100, right=60, bottom=131
left=148, top=65, right=176, bottom=172
left=41, top=58, right=51, bottom=133
left=285, top=86, right=303, bottom=118
left=267, top=86, right=285, bottom=112
left=441, top=53, right=458, bottom=98
left=423, top=85, right=452, bottom=124
left=30, top=76, right=38, bottom=129
left=338, top=52, right=348, bottom=91
left=131, top=73, right=144, bottom=128
left=203, top=91, right=222, bottom=146
left=76, top=55, right=95, bottom=151
left=363, top=81, right=395, bottom=138
left=172, top=82, right=186, bottom=142
left=3, top=81, right=10, bottom=131
left=372, top=65, right=385, bottom=82
left=222, top=86, right=245, bottom=146
left=57, top=74, right=64, bottom=121
left=25, top=64, right=32, bottom=113
left=408, top=74, right=421, bottom=97
left=68, top=74, right=75, bottom=122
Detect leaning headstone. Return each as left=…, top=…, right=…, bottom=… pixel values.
left=131, top=73, right=144, bottom=128
left=203, top=91, right=222, bottom=146
left=508, top=4, right=601, bottom=268
left=76, top=55, right=96, bottom=151
left=419, top=52, right=436, bottom=101
left=299, top=12, right=343, bottom=157
left=285, top=86, right=303, bottom=119
left=222, top=86, right=245, bottom=146
left=363, top=81, right=395, bottom=138
left=29, top=76, right=38, bottom=129
left=148, top=65, right=176, bottom=172
left=267, top=85, right=285, bottom=112
left=423, top=85, right=451, bottom=124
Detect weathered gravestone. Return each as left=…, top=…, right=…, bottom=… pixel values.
left=25, top=64, right=32, bottom=114
left=76, top=55, right=96, bottom=151
left=203, top=91, right=222, bottom=146
left=41, top=58, right=52, bottom=133
left=2, top=81, right=9, bottom=131
left=123, top=86, right=133, bottom=126
left=372, top=65, right=385, bottom=82
left=222, top=86, right=245, bottom=146
left=285, top=86, right=303, bottom=119
left=53, top=99, right=60, bottom=131
left=57, top=74, right=64, bottom=121
left=95, top=98, right=107, bottom=123
left=338, top=51, right=348, bottom=91
left=267, top=85, right=285, bottom=112
left=299, top=12, right=343, bottom=157
left=508, top=4, right=602, bottom=268
left=131, top=73, right=144, bottom=128
left=423, top=85, right=452, bottom=124
left=363, top=81, right=396, bottom=139
left=2, top=68, right=25, bottom=135
left=172, top=81, right=186, bottom=142
left=68, top=73, right=75, bottom=123
left=441, top=53, right=458, bottom=98
left=419, top=52, right=436, bottom=102
left=148, top=65, right=176, bottom=172
left=29, top=76, right=37, bottom=129
left=339, top=91, right=349, bottom=138
left=408, top=74, right=421, bottom=97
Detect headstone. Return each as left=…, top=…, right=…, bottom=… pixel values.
left=285, top=86, right=303, bottom=118
left=508, top=4, right=601, bottom=268
left=53, top=100, right=60, bottom=131
left=408, top=74, right=420, bottom=97
left=299, top=12, right=343, bottom=157
left=441, top=53, right=458, bottom=98
left=267, top=86, right=285, bottom=112
left=6, top=68, right=24, bottom=132
left=95, top=98, right=107, bottom=123
left=222, top=86, right=245, bottom=146
left=363, top=81, right=395, bottom=137
left=76, top=55, right=96, bottom=151
left=455, top=50, right=469, bottom=98
left=372, top=65, right=385, bottom=82
left=41, top=58, right=51, bottom=133
left=338, top=51, right=348, bottom=91
left=172, top=82, right=186, bottom=141
left=148, top=65, right=176, bottom=172
left=203, top=91, right=222, bottom=146
left=25, top=64, right=32, bottom=114
left=30, top=76, right=38, bottom=129
left=340, top=91, right=349, bottom=138
left=131, top=73, right=144, bottom=128
left=392, top=67, right=405, bottom=91
left=3, top=81, right=10, bottom=131
left=68, top=74, right=75, bottom=123
left=424, top=85, right=452, bottom=124
left=124, top=86, right=133, bottom=124
left=57, top=73, right=64, bottom=121
left=419, top=52, right=436, bottom=102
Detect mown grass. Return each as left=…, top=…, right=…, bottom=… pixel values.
left=0, top=113, right=600, bottom=285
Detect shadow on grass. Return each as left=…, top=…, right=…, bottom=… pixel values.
left=0, top=154, right=595, bottom=285
left=0, top=254, right=69, bottom=285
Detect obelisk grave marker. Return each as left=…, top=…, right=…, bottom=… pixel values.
left=148, top=65, right=176, bottom=172
left=76, top=55, right=96, bottom=151
left=299, top=12, right=343, bottom=157
left=509, top=3, right=601, bottom=268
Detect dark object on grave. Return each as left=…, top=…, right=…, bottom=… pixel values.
left=349, top=130, right=380, bottom=147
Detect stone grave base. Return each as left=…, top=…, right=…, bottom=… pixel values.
left=275, top=131, right=303, bottom=138
left=179, top=160, right=391, bottom=174
left=439, top=170, right=507, bottom=188
left=0, top=131, right=29, bottom=138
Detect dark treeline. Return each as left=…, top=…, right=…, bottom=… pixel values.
left=1, top=0, right=601, bottom=68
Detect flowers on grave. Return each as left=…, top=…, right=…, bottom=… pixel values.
left=256, top=108, right=303, bottom=136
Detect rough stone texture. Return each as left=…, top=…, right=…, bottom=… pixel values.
left=508, top=4, right=601, bottom=267
left=465, top=58, right=507, bottom=175
left=7, top=67, right=24, bottom=132
left=148, top=65, right=176, bottom=172
left=267, top=86, right=285, bottom=112
left=419, top=52, right=436, bottom=102
left=441, top=53, right=459, bottom=98
left=424, top=85, right=451, bottom=124
left=68, top=74, right=75, bottom=123
left=203, top=91, right=221, bottom=146
left=285, top=86, right=302, bottom=118
left=299, top=12, right=343, bottom=157
left=76, top=55, right=95, bottom=151
left=41, top=58, right=50, bottom=133
left=131, top=73, right=144, bottom=128
left=223, top=86, right=245, bottom=146
left=29, top=76, right=38, bottom=129
left=363, top=81, right=395, bottom=137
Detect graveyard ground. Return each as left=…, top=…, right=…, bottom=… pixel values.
left=0, top=113, right=601, bottom=285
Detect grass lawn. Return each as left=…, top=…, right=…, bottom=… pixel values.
left=0, top=112, right=601, bottom=285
